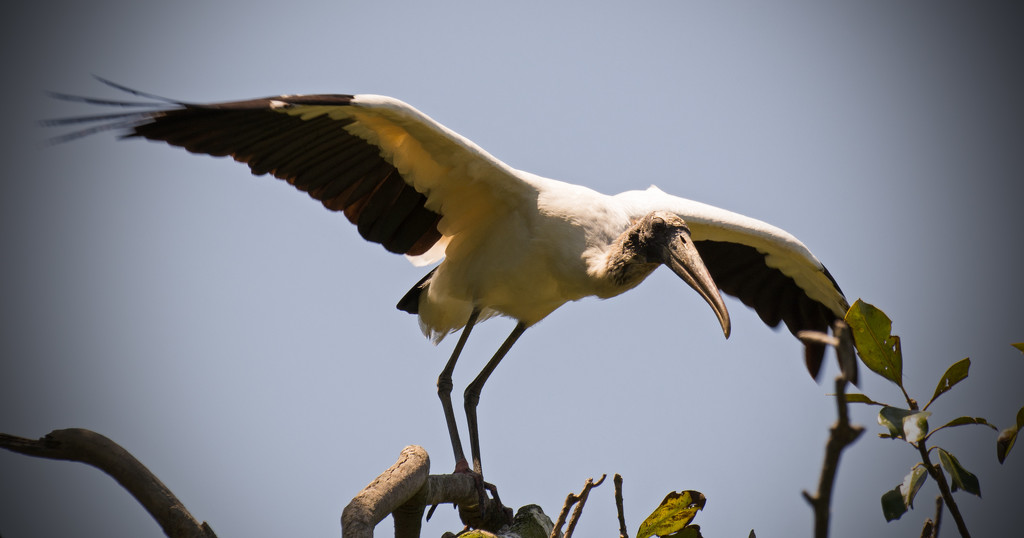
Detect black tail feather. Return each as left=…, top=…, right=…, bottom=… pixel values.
left=397, top=268, right=436, bottom=315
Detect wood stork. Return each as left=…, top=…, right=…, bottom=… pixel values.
left=47, top=80, right=853, bottom=486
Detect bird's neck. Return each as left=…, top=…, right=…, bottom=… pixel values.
left=588, top=234, right=660, bottom=299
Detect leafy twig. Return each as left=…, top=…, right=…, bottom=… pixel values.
left=916, top=443, right=970, bottom=537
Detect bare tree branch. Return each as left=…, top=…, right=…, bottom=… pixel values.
left=614, top=474, right=628, bottom=538
left=342, top=445, right=431, bottom=538
left=3, top=432, right=541, bottom=538
left=0, top=429, right=216, bottom=538
left=800, top=322, right=864, bottom=538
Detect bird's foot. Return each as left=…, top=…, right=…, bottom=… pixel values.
left=449, top=460, right=513, bottom=531
left=425, top=461, right=512, bottom=531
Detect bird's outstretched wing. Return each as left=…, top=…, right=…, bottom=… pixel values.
left=617, top=187, right=853, bottom=381
left=45, top=80, right=538, bottom=267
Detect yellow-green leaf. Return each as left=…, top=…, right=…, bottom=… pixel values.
left=1012, top=343, right=1024, bottom=354
left=845, top=300, right=903, bottom=387
left=636, top=490, right=707, bottom=538
left=457, top=531, right=498, bottom=538
left=937, top=448, right=981, bottom=497
left=923, top=358, right=970, bottom=410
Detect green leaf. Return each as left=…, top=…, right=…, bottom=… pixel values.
left=901, top=465, right=928, bottom=508
left=636, top=491, right=706, bottom=538
left=844, top=393, right=886, bottom=406
left=923, top=358, right=970, bottom=410
left=845, top=300, right=903, bottom=387
left=878, top=406, right=931, bottom=443
left=1012, top=343, right=1024, bottom=354
left=997, top=405, right=1024, bottom=464
left=931, top=416, right=998, bottom=436
left=878, top=407, right=912, bottom=438
left=937, top=448, right=982, bottom=497
left=881, top=485, right=908, bottom=521
left=881, top=465, right=928, bottom=522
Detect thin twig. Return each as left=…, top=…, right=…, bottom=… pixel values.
left=0, top=429, right=216, bottom=538
left=916, top=443, right=970, bottom=537
left=932, top=495, right=944, bottom=538
left=920, top=519, right=935, bottom=538
left=550, top=491, right=578, bottom=538
left=614, top=474, right=628, bottom=538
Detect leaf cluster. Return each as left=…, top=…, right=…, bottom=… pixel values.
left=843, top=300, right=1022, bottom=527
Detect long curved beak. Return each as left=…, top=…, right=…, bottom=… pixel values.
left=662, top=234, right=731, bottom=338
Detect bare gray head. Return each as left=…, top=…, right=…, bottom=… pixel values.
left=610, top=211, right=731, bottom=338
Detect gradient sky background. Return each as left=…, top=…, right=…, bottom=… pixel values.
left=2, top=2, right=1022, bottom=537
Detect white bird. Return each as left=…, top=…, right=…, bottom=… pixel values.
left=48, top=80, right=853, bottom=492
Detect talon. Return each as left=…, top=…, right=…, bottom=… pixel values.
left=450, top=467, right=512, bottom=529
left=451, top=466, right=489, bottom=519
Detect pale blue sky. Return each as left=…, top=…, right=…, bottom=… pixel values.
left=2, top=2, right=1022, bottom=537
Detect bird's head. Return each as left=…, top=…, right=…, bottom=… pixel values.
left=627, top=211, right=731, bottom=338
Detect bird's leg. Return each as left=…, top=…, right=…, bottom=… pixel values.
left=437, top=308, right=481, bottom=473
left=464, top=322, right=527, bottom=476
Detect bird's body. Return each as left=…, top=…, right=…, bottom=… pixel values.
left=48, top=82, right=853, bottom=516
left=416, top=172, right=643, bottom=337
left=415, top=173, right=846, bottom=341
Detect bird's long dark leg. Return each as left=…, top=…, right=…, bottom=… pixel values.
left=464, top=322, right=527, bottom=476
left=437, top=307, right=481, bottom=472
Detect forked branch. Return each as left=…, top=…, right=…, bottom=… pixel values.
left=550, top=474, right=606, bottom=538
left=343, top=445, right=525, bottom=537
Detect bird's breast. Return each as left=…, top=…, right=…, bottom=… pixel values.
left=417, top=185, right=630, bottom=331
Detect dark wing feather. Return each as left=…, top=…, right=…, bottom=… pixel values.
left=136, top=98, right=442, bottom=256
left=50, top=93, right=443, bottom=257
left=694, top=239, right=851, bottom=381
